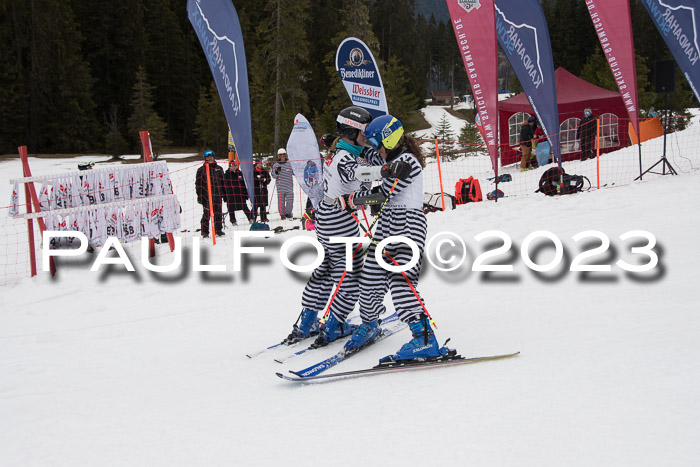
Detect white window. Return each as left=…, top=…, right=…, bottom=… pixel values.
left=598, top=113, right=619, bottom=149
left=508, top=112, right=531, bottom=146
left=560, top=118, right=580, bottom=154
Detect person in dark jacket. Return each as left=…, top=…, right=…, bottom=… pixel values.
left=577, top=107, right=597, bottom=160
left=223, top=159, right=252, bottom=226
left=253, top=160, right=271, bottom=222
left=195, top=150, right=225, bottom=237
left=520, top=116, right=536, bottom=171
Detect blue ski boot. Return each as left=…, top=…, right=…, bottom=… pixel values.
left=343, top=319, right=380, bottom=354
left=379, top=317, right=450, bottom=363
left=311, top=313, right=356, bottom=348
left=283, top=309, right=320, bottom=344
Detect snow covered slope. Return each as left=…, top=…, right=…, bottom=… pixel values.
left=2, top=113, right=700, bottom=465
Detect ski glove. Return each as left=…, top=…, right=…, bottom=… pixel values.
left=380, top=161, right=411, bottom=180
left=355, top=161, right=411, bottom=182
left=335, top=193, right=356, bottom=213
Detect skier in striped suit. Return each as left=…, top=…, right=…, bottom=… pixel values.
left=271, top=148, right=295, bottom=219
left=284, top=106, right=411, bottom=346
left=283, top=106, right=374, bottom=345
left=335, top=115, right=451, bottom=362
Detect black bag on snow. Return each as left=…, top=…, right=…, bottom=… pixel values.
left=423, top=192, right=457, bottom=213
left=535, top=167, right=590, bottom=196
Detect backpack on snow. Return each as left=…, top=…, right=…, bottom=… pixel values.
left=250, top=221, right=270, bottom=231
left=455, top=177, right=482, bottom=204
left=423, top=192, right=457, bottom=213
left=535, top=167, right=590, bottom=196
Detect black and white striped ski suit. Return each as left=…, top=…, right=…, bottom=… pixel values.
left=300, top=149, right=366, bottom=322
left=356, top=149, right=428, bottom=324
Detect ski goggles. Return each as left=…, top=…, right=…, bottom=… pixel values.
left=203, top=150, right=215, bottom=158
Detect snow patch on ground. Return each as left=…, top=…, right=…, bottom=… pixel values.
left=1, top=107, right=700, bottom=466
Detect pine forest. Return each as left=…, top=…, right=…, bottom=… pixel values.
left=0, top=0, right=695, bottom=156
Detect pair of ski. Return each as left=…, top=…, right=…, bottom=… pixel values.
left=275, top=319, right=519, bottom=382
left=244, top=313, right=400, bottom=360
left=274, top=313, right=401, bottom=364
left=276, top=351, right=521, bottom=382
left=247, top=315, right=519, bottom=383
left=276, top=316, right=408, bottom=381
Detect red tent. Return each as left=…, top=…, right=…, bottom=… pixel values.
left=498, top=67, right=630, bottom=166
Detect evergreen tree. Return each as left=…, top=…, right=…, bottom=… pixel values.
left=128, top=66, right=169, bottom=154
left=145, top=112, right=170, bottom=157
left=0, top=2, right=30, bottom=154
left=444, top=18, right=469, bottom=105
left=27, top=0, right=99, bottom=152
left=433, top=113, right=455, bottom=155
left=383, top=56, right=420, bottom=125
left=194, top=86, right=213, bottom=150
left=458, top=121, right=485, bottom=155
left=371, top=0, right=425, bottom=107
left=104, top=104, right=129, bottom=158
left=413, top=14, right=432, bottom=102
left=144, top=0, right=189, bottom=146
left=69, top=0, right=147, bottom=140
left=433, top=113, right=455, bottom=140
left=304, top=0, right=339, bottom=132
left=194, top=82, right=228, bottom=156
left=580, top=49, right=655, bottom=112
left=181, top=22, right=210, bottom=147
left=542, top=0, right=597, bottom=75
left=128, top=67, right=157, bottom=140
left=252, top=0, right=311, bottom=154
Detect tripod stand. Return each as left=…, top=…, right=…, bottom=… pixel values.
left=636, top=91, right=677, bottom=180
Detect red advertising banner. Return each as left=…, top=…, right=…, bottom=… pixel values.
left=446, top=0, right=499, bottom=175
left=585, top=0, right=640, bottom=138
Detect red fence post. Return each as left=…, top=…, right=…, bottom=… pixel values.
left=18, top=146, right=55, bottom=276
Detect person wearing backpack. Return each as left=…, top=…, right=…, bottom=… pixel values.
left=520, top=116, right=536, bottom=171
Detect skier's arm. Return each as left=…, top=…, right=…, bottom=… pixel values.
left=338, top=154, right=420, bottom=210
left=354, top=161, right=411, bottom=182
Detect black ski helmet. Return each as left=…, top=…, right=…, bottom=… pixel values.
left=336, top=106, right=372, bottom=144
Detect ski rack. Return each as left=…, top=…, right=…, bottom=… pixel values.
left=14, top=193, right=178, bottom=220
left=8, top=160, right=169, bottom=185
left=12, top=131, right=175, bottom=278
